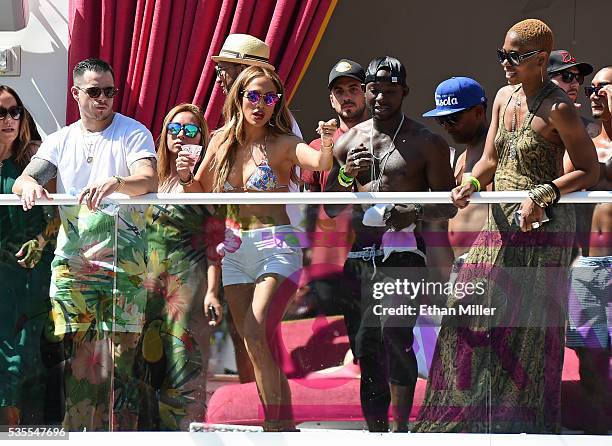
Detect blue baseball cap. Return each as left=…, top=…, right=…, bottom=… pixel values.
left=423, top=77, right=486, bottom=117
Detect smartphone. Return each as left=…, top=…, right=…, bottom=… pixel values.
left=514, top=209, right=550, bottom=228
left=207, top=305, right=217, bottom=322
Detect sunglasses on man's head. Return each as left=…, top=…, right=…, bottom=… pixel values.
left=166, top=122, right=201, bottom=138
left=553, top=71, right=584, bottom=85
left=584, top=83, right=610, bottom=97
left=497, top=49, right=541, bottom=67
left=241, top=90, right=282, bottom=107
left=0, top=105, right=23, bottom=120
left=75, top=86, right=118, bottom=99
left=435, top=107, right=473, bottom=127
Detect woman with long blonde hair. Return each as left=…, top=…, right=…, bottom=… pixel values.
left=177, top=66, right=336, bottom=431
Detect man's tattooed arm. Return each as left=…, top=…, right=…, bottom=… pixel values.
left=22, top=159, right=58, bottom=186
left=122, top=156, right=158, bottom=195
left=129, top=157, right=157, bottom=176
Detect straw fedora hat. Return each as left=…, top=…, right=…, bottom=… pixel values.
left=212, top=34, right=275, bottom=70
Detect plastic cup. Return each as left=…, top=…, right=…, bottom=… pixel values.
left=182, top=144, right=202, bottom=172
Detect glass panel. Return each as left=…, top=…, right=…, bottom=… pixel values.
left=0, top=202, right=118, bottom=432
left=135, top=201, right=213, bottom=431
left=3, top=198, right=609, bottom=436
left=410, top=201, right=493, bottom=434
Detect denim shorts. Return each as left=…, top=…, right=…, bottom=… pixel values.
left=221, top=225, right=303, bottom=286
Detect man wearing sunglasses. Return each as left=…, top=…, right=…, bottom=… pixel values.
left=422, top=77, right=490, bottom=271
left=547, top=50, right=593, bottom=104
left=13, top=58, right=157, bottom=431
left=212, top=34, right=303, bottom=138
left=325, top=56, right=457, bottom=432
left=562, top=65, right=612, bottom=435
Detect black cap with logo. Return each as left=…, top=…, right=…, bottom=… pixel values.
left=328, top=59, right=365, bottom=89
left=547, top=50, right=593, bottom=76
left=364, top=56, right=407, bottom=86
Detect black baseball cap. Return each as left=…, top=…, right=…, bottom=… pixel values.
left=547, top=50, right=593, bottom=76
left=328, top=59, right=365, bottom=89
left=364, top=56, right=407, bottom=86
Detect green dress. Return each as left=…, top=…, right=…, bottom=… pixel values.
left=0, top=157, right=53, bottom=423
left=138, top=195, right=217, bottom=431
left=415, top=82, right=575, bottom=433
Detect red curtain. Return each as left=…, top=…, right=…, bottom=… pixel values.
left=67, top=0, right=337, bottom=135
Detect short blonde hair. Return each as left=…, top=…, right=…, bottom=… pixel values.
left=508, top=19, right=554, bottom=53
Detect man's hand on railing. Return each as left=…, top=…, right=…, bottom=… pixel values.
left=19, top=182, right=53, bottom=211
left=78, top=176, right=122, bottom=211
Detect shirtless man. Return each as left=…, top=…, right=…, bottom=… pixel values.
left=564, top=66, right=612, bottom=434
left=423, top=77, right=490, bottom=261
left=325, top=56, right=456, bottom=432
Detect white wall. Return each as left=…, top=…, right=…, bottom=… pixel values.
left=0, top=0, right=68, bottom=137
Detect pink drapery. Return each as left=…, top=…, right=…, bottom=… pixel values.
left=67, top=0, right=337, bottom=135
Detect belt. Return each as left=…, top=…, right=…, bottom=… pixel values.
left=347, top=245, right=383, bottom=279
left=347, top=246, right=384, bottom=261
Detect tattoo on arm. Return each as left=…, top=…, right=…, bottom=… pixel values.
left=23, top=159, right=58, bottom=186
left=129, top=157, right=157, bottom=176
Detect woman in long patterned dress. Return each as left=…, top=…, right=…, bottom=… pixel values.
left=139, top=103, right=223, bottom=430
left=414, top=19, right=599, bottom=434
left=0, top=85, right=55, bottom=425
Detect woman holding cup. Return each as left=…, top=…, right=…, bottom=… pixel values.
left=140, top=103, right=222, bottom=429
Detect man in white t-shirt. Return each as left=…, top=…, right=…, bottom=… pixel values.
left=13, top=58, right=157, bottom=431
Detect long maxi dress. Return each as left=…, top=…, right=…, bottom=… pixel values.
left=0, top=156, right=54, bottom=424
left=138, top=178, right=216, bottom=430
left=414, top=82, right=575, bottom=434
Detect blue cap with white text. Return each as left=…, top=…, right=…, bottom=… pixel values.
left=422, top=77, right=486, bottom=117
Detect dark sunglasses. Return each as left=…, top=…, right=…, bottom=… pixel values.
left=553, top=71, right=584, bottom=85
left=497, top=49, right=541, bottom=66
left=214, top=65, right=231, bottom=77
left=0, top=105, right=23, bottom=120
left=166, top=122, right=201, bottom=138
left=585, top=83, right=610, bottom=97
left=241, top=90, right=282, bottom=107
left=435, top=107, right=474, bottom=127
left=75, top=86, right=118, bottom=99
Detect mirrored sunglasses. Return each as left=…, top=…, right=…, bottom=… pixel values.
left=0, top=105, right=23, bottom=120
left=166, top=122, right=201, bottom=138
left=75, top=86, right=118, bottom=98
left=241, top=90, right=282, bottom=107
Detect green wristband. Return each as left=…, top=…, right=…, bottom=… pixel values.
left=338, top=165, right=355, bottom=187
left=462, top=175, right=481, bottom=192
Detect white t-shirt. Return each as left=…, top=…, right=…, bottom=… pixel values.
left=33, top=112, right=156, bottom=263
left=34, top=113, right=156, bottom=193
